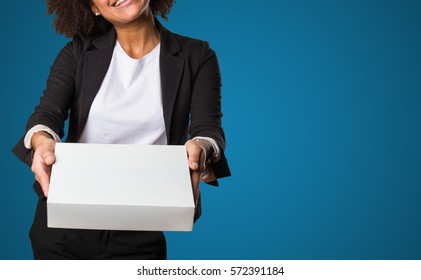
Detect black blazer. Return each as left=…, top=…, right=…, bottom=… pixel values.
left=13, top=19, right=230, bottom=198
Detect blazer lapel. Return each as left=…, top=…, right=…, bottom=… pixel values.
left=157, top=20, right=185, bottom=142
left=76, top=28, right=116, bottom=140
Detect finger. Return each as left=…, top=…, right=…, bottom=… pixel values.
left=190, top=170, right=200, bottom=204
left=32, top=156, right=53, bottom=197
left=200, top=169, right=209, bottom=181
left=32, top=163, right=51, bottom=197
left=200, top=167, right=216, bottom=182
left=38, top=170, right=51, bottom=197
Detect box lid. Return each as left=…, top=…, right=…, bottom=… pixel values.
left=48, top=143, right=194, bottom=208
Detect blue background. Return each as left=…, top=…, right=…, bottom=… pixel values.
left=1, top=0, right=420, bottom=259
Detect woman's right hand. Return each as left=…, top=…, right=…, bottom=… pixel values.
left=30, top=132, right=56, bottom=197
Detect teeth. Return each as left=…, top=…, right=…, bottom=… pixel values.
left=114, top=0, right=125, bottom=7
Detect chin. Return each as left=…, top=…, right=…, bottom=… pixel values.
left=113, top=4, right=151, bottom=24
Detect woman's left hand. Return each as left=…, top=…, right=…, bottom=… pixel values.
left=185, top=139, right=212, bottom=205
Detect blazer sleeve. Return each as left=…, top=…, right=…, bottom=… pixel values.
left=189, top=42, right=231, bottom=181
left=12, top=40, right=79, bottom=167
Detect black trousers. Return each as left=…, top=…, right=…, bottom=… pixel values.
left=30, top=198, right=167, bottom=260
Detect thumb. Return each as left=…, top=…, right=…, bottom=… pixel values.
left=42, top=151, right=56, bottom=166
left=189, top=153, right=199, bottom=171
left=186, top=141, right=201, bottom=171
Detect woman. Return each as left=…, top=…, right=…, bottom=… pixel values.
left=12, top=0, right=230, bottom=259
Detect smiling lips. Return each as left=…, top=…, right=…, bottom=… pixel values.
left=113, top=0, right=127, bottom=7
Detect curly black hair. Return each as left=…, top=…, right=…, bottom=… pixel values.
left=46, top=0, right=175, bottom=38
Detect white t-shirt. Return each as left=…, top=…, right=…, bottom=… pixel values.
left=78, top=41, right=167, bottom=145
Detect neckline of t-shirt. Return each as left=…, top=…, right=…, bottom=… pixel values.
left=115, top=40, right=161, bottom=64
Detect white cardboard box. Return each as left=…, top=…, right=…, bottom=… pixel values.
left=47, top=143, right=195, bottom=231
